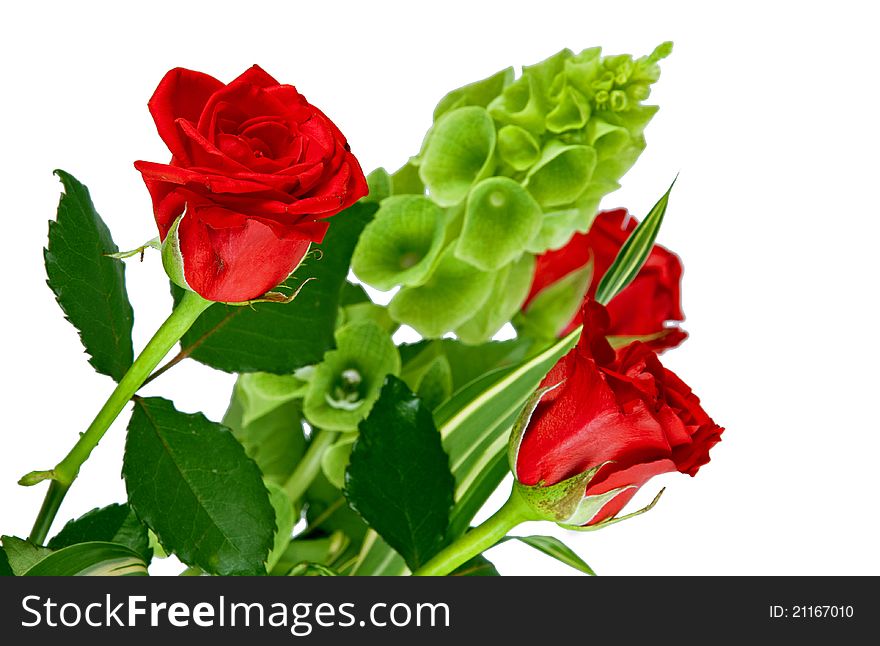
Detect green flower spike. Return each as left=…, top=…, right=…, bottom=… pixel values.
left=351, top=195, right=447, bottom=291
left=497, top=125, right=541, bottom=171
left=389, top=245, right=494, bottom=338
left=456, top=177, right=542, bottom=271
left=303, top=321, right=401, bottom=432
left=419, top=106, right=496, bottom=206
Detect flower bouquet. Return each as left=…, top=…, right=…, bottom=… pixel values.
left=3, top=42, right=723, bottom=577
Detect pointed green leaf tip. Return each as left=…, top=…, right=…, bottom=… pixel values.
left=595, top=177, right=676, bottom=305
left=45, top=170, right=134, bottom=381
left=345, top=377, right=454, bottom=571
left=501, top=535, right=596, bottom=575
left=123, top=396, right=275, bottom=576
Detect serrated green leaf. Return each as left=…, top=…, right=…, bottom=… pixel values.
left=222, top=374, right=307, bottom=485
left=502, top=535, right=596, bottom=575
left=48, top=503, right=151, bottom=562
left=172, top=202, right=377, bottom=374
left=1, top=536, right=53, bottom=575
left=123, top=397, right=275, bottom=576
left=45, top=170, right=133, bottom=381
left=351, top=195, right=447, bottom=290
left=303, top=321, right=401, bottom=431
left=419, top=106, right=496, bottom=206
left=389, top=245, right=494, bottom=337
left=345, top=377, right=454, bottom=571
left=320, top=434, right=357, bottom=489
left=23, top=542, right=148, bottom=576
left=595, top=179, right=675, bottom=304
left=266, top=483, right=296, bottom=573
left=455, top=178, right=542, bottom=271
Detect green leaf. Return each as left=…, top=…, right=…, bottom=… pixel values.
left=1, top=536, right=53, bottom=575
left=48, top=503, right=151, bottom=562
left=389, top=245, right=494, bottom=337
left=123, top=396, right=275, bottom=576
left=518, top=260, right=592, bottom=338
left=455, top=253, right=535, bottom=344
left=502, top=535, right=596, bottom=575
left=173, top=202, right=377, bottom=374
left=351, top=196, right=447, bottom=290
left=222, top=373, right=307, bottom=485
left=524, top=142, right=597, bottom=208
left=455, top=178, right=542, bottom=271
left=451, top=554, right=500, bottom=576
left=400, top=349, right=454, bottom=411
left=594, top=178, right=675, bottom=305
left=45, top=170, right=133, bottom=381
left=320, top=433, right=357, bottom=489
left=265, top=483, right=296, bottom=573
left=419, top=106, right=497, bottom=206
left=23, top=542, right=148, bottom=576
left=345, top=377, right=454, bottom=571
left=303, top=321, right=401, bottom=431
left=0, top=547, right=12, bottom=576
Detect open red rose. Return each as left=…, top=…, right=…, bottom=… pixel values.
left=515, top=300, right=722, bottom=525
left=524, top=208, right=686, bottom=351
left=135, top=65, right=368, bottom=302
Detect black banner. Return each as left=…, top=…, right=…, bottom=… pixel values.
left=0, top=576, right=873, bottom=643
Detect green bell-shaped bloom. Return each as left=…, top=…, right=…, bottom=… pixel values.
left=303, top=321, right=401, bottom=432
left=389, top=245, right=494, bottom=338
left=525, top=208, right=591, bottom=254
left=455, top=253, right=535, bottom=344
left=363, top=167, right=392, bottom=203
left=419, top=106, right=496, bottom=206
left=497, top=125, right=541, bottom=171
left=433, top=67, right=514, bottom=121
left=400, top=347, right=454, bottom=411
left=524, top=141, right=597, bottom=208
left=389, top=158, right=425, bottom=196
left=586, top=118, right=631, bottom=160
left=546, top=85, right=591, bottom=134
left=456, top=177, right=542, bottom=271
left=351, top=195, right=447, bottom=291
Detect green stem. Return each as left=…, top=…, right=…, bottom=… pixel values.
left=283, top=429, right=338, bottom=503
left=27, top=291, right=211, bottom=544
left=412, top=484, right=537, bottom=576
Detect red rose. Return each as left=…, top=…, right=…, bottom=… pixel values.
left=524, top=208, right=686, bottom=351
left=515, top=300, right=722, bottom=525
left=135, top=65, right=368, bottom=302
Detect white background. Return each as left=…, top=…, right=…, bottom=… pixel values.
left=2, top=1, right=878, bottom=576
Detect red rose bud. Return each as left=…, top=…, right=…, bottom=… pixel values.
left=523, top=208, right=686, bottom=351
left=135, top=65, right=368, bottom=303
left=509, top=300, right=722, bottom=527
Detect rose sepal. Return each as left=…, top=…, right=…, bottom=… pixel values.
left=160, top=211, right=190, bottom=292
left=513, top=462, right=616, bottom=524
left=559, top=487, right=665, bottom=531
